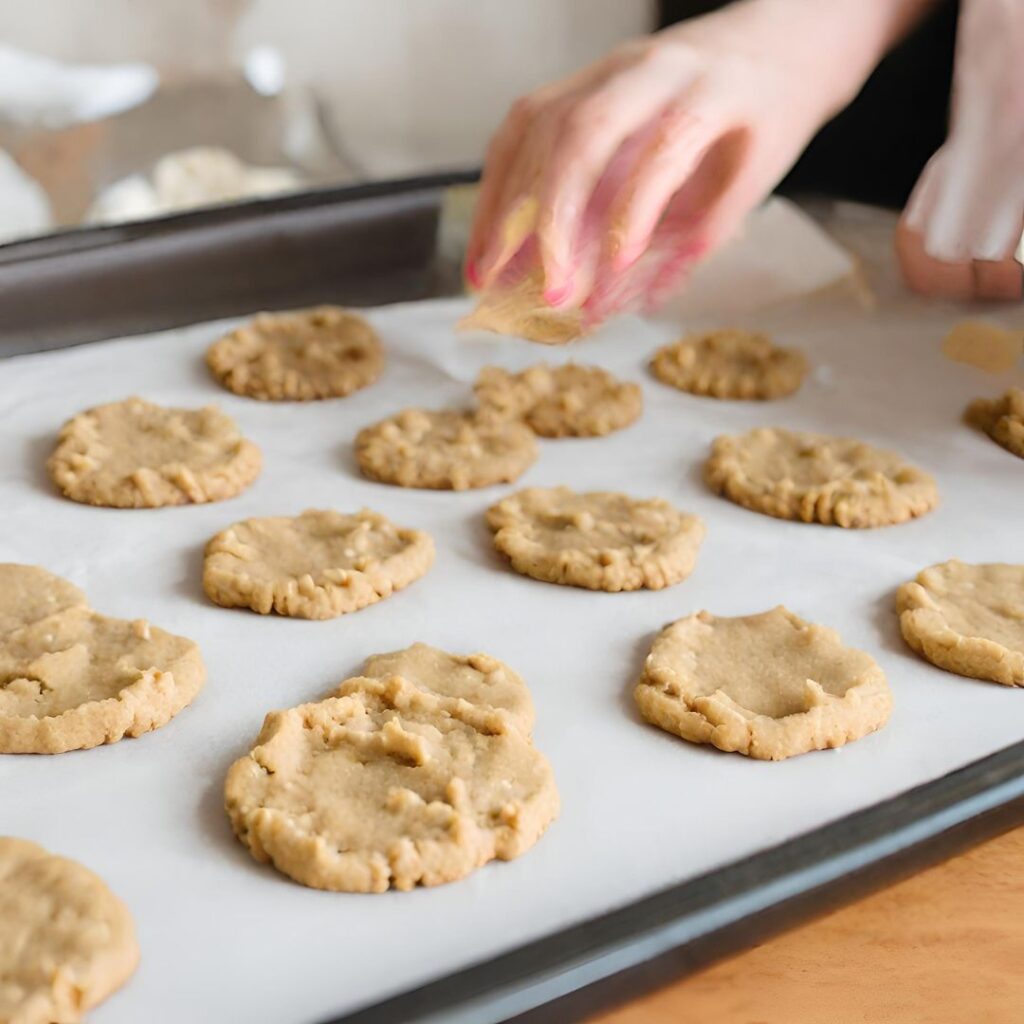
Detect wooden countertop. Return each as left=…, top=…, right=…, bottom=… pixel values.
left=590, top=825, right=1024, bottom=1024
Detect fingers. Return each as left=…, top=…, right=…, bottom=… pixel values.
left=972, top=258, right=1023, bottom=302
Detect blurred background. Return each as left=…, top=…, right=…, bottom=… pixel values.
left=0, top=0, right=655, bottom=242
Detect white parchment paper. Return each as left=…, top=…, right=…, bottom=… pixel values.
left=1, top=210, right=1022, bottom=1024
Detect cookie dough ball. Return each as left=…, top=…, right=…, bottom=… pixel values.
left=48, top=397, right=261, bottom=508
left=635, top=607, right=892, bottom=760
left=705, top=427, right=938, bottom=527
left=475, top=363, right=642, bottom=437
left=203, top=508, right=434, bottom=619
left=459, top=271, right=587, bottom=345
left=206, top=306, right=384, bottom=401
left=486, top=486, right=704, bottom=591
left=355, top=408, right=537, bottom=490
left=966, top=387, right=1024, bottom=459
left=651, top=329, right=807, bottom=400
left=897, top=560, right=1024, bottom=686
left=0, top=837, right=138, bottom=1024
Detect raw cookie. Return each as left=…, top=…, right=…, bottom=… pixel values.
left=651, top=329, right=808, bottom=400
left=897, top=560, right=1024, bottom=686
left=206, top=306, right=384, bottom=401
left=486, top=486, right=705, bottom=591
left=48, top=397, right=261, bottom=508
left=0, top=563, right=86, bottom=637
left=0, top=564, right=205, bottom=754
left=474, top=363, right=642, bottom=437
left=459, top=271, right=586, bottom=345
left=203, top=508, right=434, bottom=619
left=634, top=607, right=892, bottom=760
left=224, top=670, right=557, bottom=892
left=705, top=427, right=938, bottom=527
left=966, top=387, right=1024, bottom=459
left=942, top=322, right=1023, bottom=374
left=355, top=408, right=537, bottom=490
left=0, top=837, right=139, bottom=1024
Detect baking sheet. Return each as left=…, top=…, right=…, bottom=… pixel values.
left=2, top=239, right=1023, bottom=1024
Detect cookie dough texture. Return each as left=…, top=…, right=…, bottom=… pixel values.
left=48, top=397, right=261, bottom=508
left=0, top=837, right=139, bottom=1024
left=460, top=271, right=586, bottom=345
left=203, top=508, right=434, bottom=619
left=966, top=387, right=1024, bottom=459
left=635, top=607, right=892, bottom=760
left=356, top=408, right=537, bottom=490
left=705, top=427, right=938, bottom=527
left=224, top=645, right=557, bottom=892
left=0, top=564, right=205, bottom=754
left=651, top=329, right=807, bottom=400
left=897, top=560, right=1024, bottom=686
left=474, top=363, right=642, bottom=437
left=486, top=486, right=704, bottom=591
left=206, top=306, right=384, bottom=401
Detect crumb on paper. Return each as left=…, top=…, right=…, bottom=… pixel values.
left=942, top=321, right=1023, bottom=374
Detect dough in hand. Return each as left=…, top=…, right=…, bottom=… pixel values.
left=474, top=363, right=642, bottom=437
left=0, top=564, right=205, bottom=754
left=48, top=397, right=261, bottom=508
left=897, top=560, right=1024, bottom=686
left=355, top=408, right=537, bottom=490
left=0, top=837, right=139, bottom=1024
left=486, top=486, right=705, bottom=591
left=224, top=649, right=558, bottom=892
left=966, top=387, right=1024, bottom=459
left=206, top=306, right=384, bottom=401
left=651, top=329, right=807, bottom=400
left=459, top=271, right=587, bottom=345
left=705, top=427, right=938, bottom=527
left=635, top=607, right=892, bottom=760
left=203, top=508, right=434, bottom=619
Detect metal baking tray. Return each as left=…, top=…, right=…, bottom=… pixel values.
left=2, top=174, right=1022, bottom=1024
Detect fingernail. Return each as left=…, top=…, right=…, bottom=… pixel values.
left=543, top=278, right=574, bottom=307
left=465, top=260, right=482, bottom=289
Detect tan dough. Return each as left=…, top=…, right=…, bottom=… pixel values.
left=206, top=305, right=384, bottom=401
left=203, top=509, right=434, bottom=619
left=48, top=397, right=261, bottom=508
left=0, top=564, right=205, bottom=754
left=897, top=560, right=1024, bottom=686
left=0, top=837, right=139, bottom=1024
left=705, top=427, right=938, bottom=527
left=635, top=607, right=892, bottom=760
left=486, top=486, right=705, bottom=591
left=224, top=663, right=558, bottom=892
left=942, top=321, right=1023, bottom=374
left=355, top=408, right=537, bottom=490
left=651, top=329, right=808, bottom=400
left=966, top=387, right=1024, bottom=459
left=474, top=363, right=642, bottom=437
left=459, top=272, right=587, bottom=345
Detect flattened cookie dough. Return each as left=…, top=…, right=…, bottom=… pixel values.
left=0, top=837, right=139, bottom=1024
left=486, top=486, right=705, bottom=591
left=897, top=560, right=1024, bottom=686
left=48, top=397, right=261, bottom=508
left=0, top=564, right=205, bottom=754
left=474, top=363, right=642, bottom=437
left=356, top=408, right=537, bottom=490
left=225, top=669, right=557, bottom=892
left=651, top=329, right=807, bottom=400
left=705, top=427, right=938, bottom=527
left=206, top=305, right=384, bottom=401
left=460, top=271, right=587, bottom=345
left=0, top=563, right=86, bottom=637
left=203, top=508, right=434, bottom=619
left=635, top=607, right=892, bottom=760
left=966, top=387, right=1024, bottom=459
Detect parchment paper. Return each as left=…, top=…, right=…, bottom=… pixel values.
left=2, top=207, right=1022, bottom=1024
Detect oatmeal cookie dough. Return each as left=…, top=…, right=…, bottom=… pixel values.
left=0, top=838, right=139, bottom=1024
left=474, top=363, right=642, bottom=437
left=224, top=661, right=557, bottom=892
left=355, top=408, right=537, bottom=490
left=705, top=427, right=938, bottom=527
left=203, top=508, right=434, bottom=619
left=459, top=271, right=587, bottom=345
left=48, top=397, right=261, bottom=508
left=651, top=329, right=808, bottom=400
left=966, top=387, right=1024, bottom=459
left=486, top=486, right=705, bottom=591
left=635, top=607, right=892, bottom=760
left=897, top=560, right=1024, bottom=686
left=0, top=563, right=86, bottom=637
left=0, top=564, right=205, bottom=754
left=206, top=306, right=384, bottom=401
